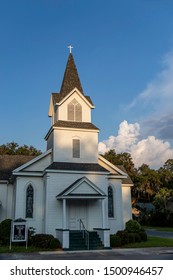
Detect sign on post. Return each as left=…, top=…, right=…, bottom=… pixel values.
left=10, top=218, right=28, bottom=249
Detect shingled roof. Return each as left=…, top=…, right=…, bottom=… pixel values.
left=51, top=53, right=94, bottom=107
left=117, top=165, right=133, bottom=185
left=0, top=155, right=35, bottom=181
left=60, top=53, right=84, bottom=97
left=53, top=120, right=99, bottom=130
left=46, top=162, right=108, bottom=173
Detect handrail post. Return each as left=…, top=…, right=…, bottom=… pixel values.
left=79, top=219, right=89, bottom=250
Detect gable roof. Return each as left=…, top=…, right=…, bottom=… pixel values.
left=56, top=176, right=106, bottom=199
left=98, top=155, right=133, bottom=185
left=116, top=165, right=133, bottom=185
left=52, top=92, right=94, bottom=107
left=60, top=53, right=84, bottom=98
left=0, top=155, right=35, bottom=181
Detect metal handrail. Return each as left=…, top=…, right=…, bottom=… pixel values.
left=79, top=219, right=89, bottom=250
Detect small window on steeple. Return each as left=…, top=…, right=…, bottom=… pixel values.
left=73, top=139, right=80, bottom=158
left=68, top=99, right=82, bottom=121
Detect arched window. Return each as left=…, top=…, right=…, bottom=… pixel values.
left=108, top=186, right=114, bottom=218
left=68, top=99, right=82, bottom=121
left=26, top=185, right=34, bottom=218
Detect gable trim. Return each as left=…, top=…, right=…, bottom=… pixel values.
left=13, top=149, right=52, bottom=173
left=98, top=155, right=127, bottom=176
left=56, top=88, right=95, bottom=108
left=56, top=176, right=106, bottom=199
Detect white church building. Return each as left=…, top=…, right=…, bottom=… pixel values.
left=0, top=51, right=132, bottom=249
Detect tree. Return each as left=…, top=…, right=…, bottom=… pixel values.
left=133, top=164, right=160, bottom=202
left=0, top=142, right=42, bottom=156
left=153, top=188, right=173, bottom=211
left=163, top=159, right=173, bottom=172
left=102, top=149, right=137, bottom=178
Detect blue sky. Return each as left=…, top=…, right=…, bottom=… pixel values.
left=1, top=0, right=173, bottom=168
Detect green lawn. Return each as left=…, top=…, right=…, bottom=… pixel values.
left=123, top=236, right=173, bottom=248
left=0, top=245, right=61, bottom=254
left=143, top=226, right=173, bottom=232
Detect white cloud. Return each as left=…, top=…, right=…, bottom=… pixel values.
left=99, top=51, right=173, bottom=169
left=98, top=120, right=173, bottom=169
left=128, top=51, right=173, bottom=111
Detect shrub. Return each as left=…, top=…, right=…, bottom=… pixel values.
left=116, top=230, right=129, bottom=245
left=110, top=235, right=121, bottom=247
left=0, top=219, right=12, bottom=245
left=31, top=234, right=60, bottom=249
left=128, top=232, right=136, bottom=243
left=125, top=219, right=141, bottom=233
left=49, top=238, right=61, bottom=249
left=28, top=227, right=36, bottom=246
left=134, top=233, right=141, bottom=243
left=139, top=230, right=147, bottom=241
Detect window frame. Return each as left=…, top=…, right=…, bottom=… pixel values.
left=25, top=184, right=34, bottom=219
left=108, top=186, right=114, bottom=218
left=72, top=138, right=80, bottom=158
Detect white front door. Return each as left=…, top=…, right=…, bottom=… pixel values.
left=68, top=200, right=87, bottom=230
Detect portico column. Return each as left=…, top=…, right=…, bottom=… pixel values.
left=63, top=198, right=67, bottom=229
left=101, top=199, right=106, bottom=228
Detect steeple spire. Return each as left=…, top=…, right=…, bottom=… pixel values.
left=60, top=52, right=84, bottom=98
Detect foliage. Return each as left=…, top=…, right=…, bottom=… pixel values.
left=110, top=235, right=121, bottom=247
left=125, top=219, right=141, bottom=233
left=102, top=149, right=173, bottom=228
left=0, top=142, right=42, bottom=156
left=102, top=149, right=137, bottom=179
left=31, top=234, right=61, bottom=249
left=0, top=219, right=12, bottom=246
left=116, top=230, right=129, bottom=245
left=110, top=224, right=147, bottom=248
left=139, top=230, right=148, bottom=241
left=28, top=227, right=36, bottom=246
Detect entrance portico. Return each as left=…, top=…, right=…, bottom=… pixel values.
left=56, top=177, right=110, bottom=249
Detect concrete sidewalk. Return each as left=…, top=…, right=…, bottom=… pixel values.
left=1, top=247, right=173, bottom=260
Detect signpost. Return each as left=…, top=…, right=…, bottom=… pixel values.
left=10, top=218, right=28, bottom=249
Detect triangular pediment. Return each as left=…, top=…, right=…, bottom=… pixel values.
left=57, top=177, right=106, bottom=199
left=13, top=149, right=52, bottom=173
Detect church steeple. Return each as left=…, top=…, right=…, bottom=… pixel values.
left=60, top=53, right=84, bottom=98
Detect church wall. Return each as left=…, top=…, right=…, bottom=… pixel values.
left=15, top=176, right=44, bottom=234
left=44, top=172, right=109, bottom=235
left=53, top=129, right=98, bottom=163
left=122, top=186, right=132, bottom=225
left=0, top=182, right=14, bottom=222
left=108, top=179, right=124, bottom=234
left=0, top=182, right=8, bottom=222
left=58, top=91, right=91, bottom=122
left=47, top=131, right=53, bottom=151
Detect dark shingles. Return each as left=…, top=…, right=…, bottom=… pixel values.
left=46, top=162, right=108, bottom=173
left=116, top=165, right=133, bottom=185
left=53, top=120, right=99, bottom=130
left=60, top=53, right=84, bottom=97
left=0, top=155, right=35, bottom=180
left=51, top=53, right=94, bottom=107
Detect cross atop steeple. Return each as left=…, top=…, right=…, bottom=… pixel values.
left=68, top=45, right=73, bottom=54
